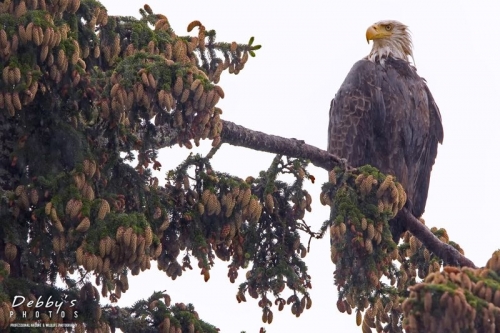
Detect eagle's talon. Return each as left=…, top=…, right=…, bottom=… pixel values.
left=339, top=158, right=349, bottom=173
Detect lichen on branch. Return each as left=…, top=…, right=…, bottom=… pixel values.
left=320, top=165, right=471, bottom=332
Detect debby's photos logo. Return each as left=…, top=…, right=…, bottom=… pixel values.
left=8, top=295, right=78, bottom=328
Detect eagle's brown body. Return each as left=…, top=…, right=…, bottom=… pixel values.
left=328, top=21, right=443, bottom=240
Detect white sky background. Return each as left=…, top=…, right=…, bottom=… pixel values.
left=99, top=1, right=500, bottom=332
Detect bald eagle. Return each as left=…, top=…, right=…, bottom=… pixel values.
left=328, top=20, right=444, bottom=241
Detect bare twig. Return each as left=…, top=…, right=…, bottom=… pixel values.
left=296, top=219, right=325, bottom=253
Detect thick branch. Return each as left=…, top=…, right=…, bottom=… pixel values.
left=220, top=119, right=476, bottom=268
left=399, top=208, right=476, bottom=268
left=145, top=123, right=180, bottom=149
left=220, top=120, right=345, bottom=170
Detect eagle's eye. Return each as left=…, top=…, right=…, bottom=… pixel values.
left=385, top=25, right=392, bottom=31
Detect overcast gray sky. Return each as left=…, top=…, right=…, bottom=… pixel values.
left=100, top=1, right=500, bottom=332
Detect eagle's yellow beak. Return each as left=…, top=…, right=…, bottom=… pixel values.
left=366, top=24, right=391, bottom=43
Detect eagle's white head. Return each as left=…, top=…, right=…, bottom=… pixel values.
left=366, top=20, right=414, bottom=64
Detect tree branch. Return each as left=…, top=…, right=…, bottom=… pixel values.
left=220, top=119, right=477, bottom=268
left=399, top=208, right=476, bottom=268
left=220, top=120, right=346, bottom=171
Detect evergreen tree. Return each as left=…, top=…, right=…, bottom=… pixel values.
left=0, top=1, right=498, bottom=332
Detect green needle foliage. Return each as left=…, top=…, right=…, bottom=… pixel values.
left=1, top=1, right=498, bottom=333
left=0, top=0, right=312, bottom=331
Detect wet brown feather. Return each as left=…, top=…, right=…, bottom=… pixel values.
left=328, top=57, right=443, bottom=239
